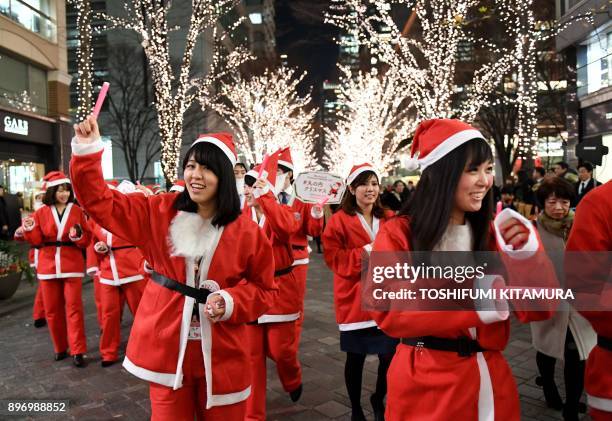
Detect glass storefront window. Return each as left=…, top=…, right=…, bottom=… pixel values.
left=577, top=22, right=612, bottom=97
left=0, top=0, right=56, bottom=42
left=0, top=160, right=45, bottom=211
left=0, top=54, right=48, bottom=115
left=596, top=134, right=612, bottom=184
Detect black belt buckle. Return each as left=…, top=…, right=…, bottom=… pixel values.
left=457, top=336, right=473, bottom=357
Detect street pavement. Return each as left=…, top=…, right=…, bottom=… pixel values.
left=0, top=249, right=590, bottom=420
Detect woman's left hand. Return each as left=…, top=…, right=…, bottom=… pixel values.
left=499, top=218, right=529, bottom=250
left=205, top=294, right=226, bottom=323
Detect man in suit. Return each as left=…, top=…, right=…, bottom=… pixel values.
left=576, top=162, right=600, bottom=204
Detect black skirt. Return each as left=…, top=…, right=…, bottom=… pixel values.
left=340, top=326, right=399, bottom=355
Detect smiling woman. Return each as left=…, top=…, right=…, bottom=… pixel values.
left=69, top=115, right=277, bottom=420
left=370, top=118, right=559, bottom=421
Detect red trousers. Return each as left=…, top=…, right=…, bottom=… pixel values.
left=92, top=276, right=103, bottom=328
left=245, top=322, right=302, bottom=421
left=39, top=278, right=87, bottom=355
left=149, top=341, right=246, bottom=421
left=99, top=280, right=145, bottom=361
left=32, top=284, right=45, bottom=320
left=293, top=264, right=308, bottom=342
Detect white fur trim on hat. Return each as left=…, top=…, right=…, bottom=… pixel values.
left=170, top=185, right=185, bottom=192
left=418, top=129, right=485, bottom=171
left=347, top=166, right=380, bottom=186
left=278, top=160, right=294, bottom=171
left=46, top=178, right=71, bottom=188
left=192, top=137, right=237, bottom=167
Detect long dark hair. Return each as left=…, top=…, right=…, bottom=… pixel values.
left=340, top=171, right=386, bottom=219
left=399, top=138, right=494, bottom=251
left=43, top=183, right=74, bottom=206
left=174, top=142, right=241, bottom=227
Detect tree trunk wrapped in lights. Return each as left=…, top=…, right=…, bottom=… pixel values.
left=69, top=0, right=94, bottom=121
left=201, top=67, right=318, bottom=173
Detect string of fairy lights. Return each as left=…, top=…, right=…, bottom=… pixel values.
left=100, top=0, right=251, bottom=182
left=326, top=0, right=594, bottom=166
left=201, top=67, right=318, bottom=172
left=323, top=66, right=416, bottom=177
left=69, top=0, right=93, bottom=121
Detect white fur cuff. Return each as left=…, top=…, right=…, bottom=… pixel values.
left=71, top=138, right=104, bottom=156
left=494, top=208, right=539, bottom=259
left=86, top=266, right=99, bottom=276
left=474, top=275, right=509, bottom=324
left=213, top=290, right=234, bottom=322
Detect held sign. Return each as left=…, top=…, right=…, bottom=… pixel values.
left=294, top=171, right=346, bottom=205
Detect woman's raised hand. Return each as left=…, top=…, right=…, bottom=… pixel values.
left=73, top=115, right=100, bottom=144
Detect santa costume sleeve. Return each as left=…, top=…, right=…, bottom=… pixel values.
left=321, top=212, right=369, bottom=279
left=70, top=140, right=152, bottom=248
left=255, top=191, right=301, bottom=242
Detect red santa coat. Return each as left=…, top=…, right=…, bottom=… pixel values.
left=566, top=180, right=612, bottom=415
left=22, top=203, right=90, bottom=279
left=70, top=146, right=278, bottom=409
left=242, top=189, right=302, bottom=322
left=322, top=209, right=394, bottom=331
left=370, top=212, right=557, bottom=421
left=287, top=195, right=323, bottom=265
left=89, top=221, right=145, bottom=285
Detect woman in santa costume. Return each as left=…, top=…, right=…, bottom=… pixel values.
left=71, top=115, right=277, bottom=420
left=369, top=118, right=557, bottom=420
left=276, top=147, right=324, bottom=343
left=241, top=152, right=306, bottom=421
left=565, top=180, right=612, bottom=421
left=21, top=171, right=90, bottom=367
left=14, top=187, right=47, bottom=328
left=88, top=205, right=147, bottom=367
left=322, top=163, right=397, bottom=421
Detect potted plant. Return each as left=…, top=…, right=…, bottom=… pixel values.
left=0, top=240, right=34, bottom=300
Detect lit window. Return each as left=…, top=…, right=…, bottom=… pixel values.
left=249, top=13, right=262, bottom=25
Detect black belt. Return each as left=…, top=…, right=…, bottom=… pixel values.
left=151, top=271, right=212, bottom=304
left=111, top=245, right=136, bottom=251
left=43, top=241, right=77, bottom=247
left=598, top=335, right=612, bottom=352
left=274, top=266, right=293, bottom=277
left=401, top=336, right=486, bottom=357
left=291, top=245, right=306, bottom=251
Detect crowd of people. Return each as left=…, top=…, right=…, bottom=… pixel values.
left=12, top=116, right=611, bottom=421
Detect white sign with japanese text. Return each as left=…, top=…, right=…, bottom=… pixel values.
left=294, top=171, right=346, bottom=204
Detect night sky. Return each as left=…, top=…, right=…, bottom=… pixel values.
left=274, top=0, right=339, bottom=101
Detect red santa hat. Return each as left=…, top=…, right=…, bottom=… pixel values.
left=43, top=171, right=70, bottom=188
left=170, top=180, right=185, bottom=192
left=245, top=151, right=280, bottom=189
left=40, top=181, right=47, bottom=194
left=405, top=119, right=486, bottom=171
left=277, top=147, right=294, bottom=172
left=347, top=163, right=380, bottom=186
left=191, top=133, right=237, bottom=167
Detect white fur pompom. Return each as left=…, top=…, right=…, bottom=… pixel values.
left=404, top=156, right=419, bottom=172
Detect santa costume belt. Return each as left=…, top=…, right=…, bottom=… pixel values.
left=291, top=245, right=306, bottom=251
left=43, top=241, right=77, bottom=248
left=401, top=336, right=486, bottom=357
left=598, top=335, right=612, bottom=352
left=274, top=266, right=293, bottom=277
left=151, top=271, right=211, bottom=304
left=110, top=245, right=136, bottom=251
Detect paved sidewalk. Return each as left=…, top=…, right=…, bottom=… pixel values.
left=0, top=251, right=590, bottom=420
